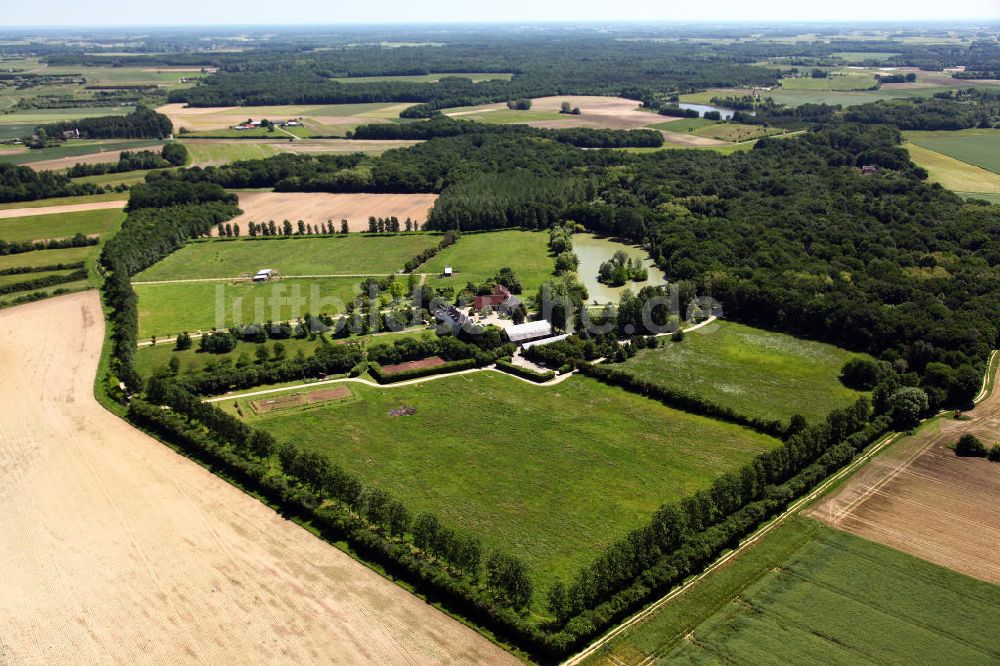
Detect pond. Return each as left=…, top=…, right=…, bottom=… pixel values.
left=677, top=103, right=751, bottom=121
left=573, top=233, right=667, bottom=304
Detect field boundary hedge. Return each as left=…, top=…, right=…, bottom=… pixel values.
left=369, top=357, right=477, bottom=383
left=494, top=358, right=555, bottom=383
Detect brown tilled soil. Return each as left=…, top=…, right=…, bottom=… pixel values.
left=809, top=363, right=1000, bottom=585
left=250, top=385, right=351, bottom=413
left=228, top=191, right=438, bottom=233
left=381, top=356, right=446, bottom=375
left=0, top=200, right=126, bottom=220
left=0, top=291, right=516, bottom=664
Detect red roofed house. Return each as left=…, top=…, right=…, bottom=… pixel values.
left=474, top=284, right=511, bottom=311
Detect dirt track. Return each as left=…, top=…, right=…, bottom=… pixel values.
left=228, top=191, right=438, bottom=233
left=809, top=360, right=1000, bottom=585
left=0, top=291, right=516, bottom=664
left=0, top=200, right=127, bottom=220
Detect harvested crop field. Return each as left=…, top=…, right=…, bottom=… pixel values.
left=808, top=360, right=1000, bottom=585
left=381, top=356, right=446, bottom=374
left=156, top=102, right=408, bottom=132
left=445, top=95, right=663, bottom=130
left=182, top=138, right=421, bottom=167
left=0, top=291, right=514, bottom=664
left=229, top=191, right=438, bottom=232
left=250, top=385, right=352, bottom=414
left=0, top=199, right=126, bottom=220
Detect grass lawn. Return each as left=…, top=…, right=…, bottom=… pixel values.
left=779, top=71, right=880, bottom=91
left=0, top=208, right=124, bottom=242
left=0, top=267, right=78, bottom=288
left=245, top=372, right=780, bottom=605
left=904, top=142, right=1000, bottom=194
left=134, top=234, right=440, bottom=281
left=584, top=517, right=1000, bottom=665
left=420, top=230, right=554, bottom=294
left=619, top=321, right=869, bottom=425
left=648, top=117, right=720, bottom=133
left=0, top=245, right=95, bottom=271
left=72, top=169, right=158, bottom=188
left=0, top=279, right=91, bottom=307
left=905, top=128, right=1000, bottom=175
left=134, top=277, right=362, bottom=338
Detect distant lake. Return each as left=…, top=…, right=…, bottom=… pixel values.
left=677, top=103, right=751, bottom=120
left=573, top=233, right=667, bottom=304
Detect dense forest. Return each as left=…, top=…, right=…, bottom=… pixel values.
left=0, top=162, right=99, bottom=203
left=842, top=89, right=1000, bottom=129
left=36, top=105, right=174, bottom=140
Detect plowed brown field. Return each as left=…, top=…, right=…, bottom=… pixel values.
left=0, top=291, right=515, bottom=664
left=809, top=360, right=1000, bottom=585
left=228, top=191, right=438, bottom=233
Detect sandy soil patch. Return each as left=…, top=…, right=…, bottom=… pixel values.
left=808, top=362, right=1000, bottom=585
left=0, top=200, right=126, bottom=219
left=229, top=191, right=438, bottom=232
left=27, top=146, right=162, bottom=172
left=250, top=385, right=352, bottom=414
left=381, top=356, right=446, bottom=375
left=0, top=291, right=515, bottom=664
left=659, top=131, right=728, bottom=146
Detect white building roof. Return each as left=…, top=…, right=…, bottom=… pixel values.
left=506, top=320, right=553, bottom=343
left=520, top=333, right=570, bottom=350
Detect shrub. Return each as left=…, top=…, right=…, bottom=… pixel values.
left=955, top=433, right=987, bottom=457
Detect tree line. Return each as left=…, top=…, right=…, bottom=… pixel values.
left=35, top=105, right=174, bottom=141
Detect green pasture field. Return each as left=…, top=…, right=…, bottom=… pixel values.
left=0, top=208, right=124, bottom=242
left=620, top=321, right=869, bottom=425
left=680, top=82, right=1000, bottom=108
left=0, top=279, right=90, bottom=307
left=688, top=123, right=787, bottom=142
left=135, top=324, right=434, bottom=377
left=134, top=234, right=440, bottom=281
left=905, top=128, right=1000, bottom=175
left=779, top=70, right=880, bottom=92
left=0, top=267, right=78, bottom=288
left=648, top=117, right=719, bottom=133
left=583, top=517, right=1000, bottom=665
left=135, top=335, right=326, bottom=377
left=243, top=371, right=780, bottom=605
left=0, top=192, right=127, bottom=210
left=904, top=142, right=1000, bottom=194
left=420, top=229, right=554, bottom=294
left=0, top=139, right=161, bottom=166
left=830, top=51, right=902, bottom=62
left=0, top=245, right=94, bottom=271
left=134, top=277, right=362, bottom=338
left=72, top=169, right=158, bottom=187
left=622, top=143, right=756, bottom=155
left=330, top=72, right=513, bottom=84
left=0, top=106, right=133, bottom=128
left=180, top=140, right=284, bottom=164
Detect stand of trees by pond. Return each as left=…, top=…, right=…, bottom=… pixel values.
left=598, top=250, right=648, bottom=286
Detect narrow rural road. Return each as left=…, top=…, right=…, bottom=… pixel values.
left=0, top=291, right=517, bottom=665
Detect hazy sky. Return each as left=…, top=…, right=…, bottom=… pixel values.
left=6, top=0, right=999, bottom=26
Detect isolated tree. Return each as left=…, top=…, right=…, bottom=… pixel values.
left=233, top=223, right=240, bottom=237
left=272, top=341, right=286, bottom=360
left=841, top=358, right=882, bottom=390
left=368, top=216, right=377, bottom=233
left=297, top=220, right=306, bottom=235
left=404, top=217, right=413, bottom=232
left=341, top=219, right=349, bottom=234
left=547, top=580, right=571, bottom=622
left=167, top=356, right=180, bottom=375
left=989, top=444, right=1000, bottom=463
left=282, top=219, right=293, bottom=236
